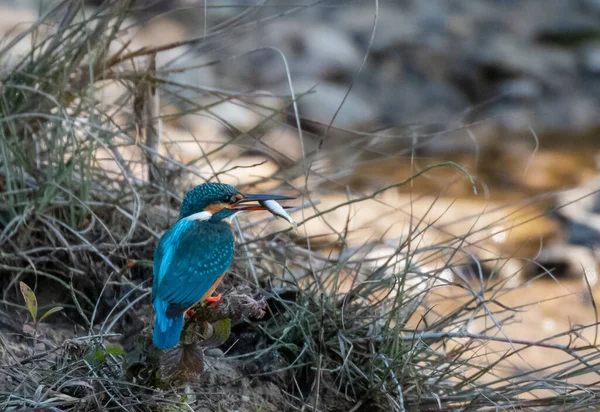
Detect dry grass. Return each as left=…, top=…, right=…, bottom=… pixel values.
left=1, top=1, right=600, bottom=411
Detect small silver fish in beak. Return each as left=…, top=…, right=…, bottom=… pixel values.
left=227, top=193, right=297, bottom=231
left=260, top=199, right=298, bottom=231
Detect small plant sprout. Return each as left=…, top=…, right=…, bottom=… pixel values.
left=19, top=282, right=63, bottom=329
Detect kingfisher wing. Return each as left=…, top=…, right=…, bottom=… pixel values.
left=153, top=219, right=235, bottom=313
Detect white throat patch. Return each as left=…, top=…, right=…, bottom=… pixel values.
left=185, top=211, right=213, bottom=221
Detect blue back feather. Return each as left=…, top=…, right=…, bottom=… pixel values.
left=152, top=298, right=184, bottom=348
left=152, top=218, right=235, bottom=348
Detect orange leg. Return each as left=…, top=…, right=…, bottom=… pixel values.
left=200, top=275, right=225, bottom=307
left=206, top=293, right=223, bottom=307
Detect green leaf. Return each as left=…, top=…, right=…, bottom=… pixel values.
left=130, top=260, right=154, bottom=268
left=19, top=282, right=37, bottom=323
left=199, top=318, right=231, bottom=348
left=38, top=306, right=64, bottom=323
left=93, top=345, right=125, bottom=363
left=212, top=318, right=231, bottom=342
left=106, top=345, right=125, bottom=356
left=94, top=348, right=105, bottom=363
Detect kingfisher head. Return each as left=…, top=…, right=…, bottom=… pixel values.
left=180, top=182, right=294, bottom=222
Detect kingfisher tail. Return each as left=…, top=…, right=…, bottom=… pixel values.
left=152, top=298, right=184, bottom=349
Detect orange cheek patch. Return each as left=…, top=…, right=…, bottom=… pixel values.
left=204, top=203, right=228, bottom=214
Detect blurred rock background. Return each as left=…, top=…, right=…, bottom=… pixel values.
left=132, top=0, right=600, bottom=135
left=2, top=0, right=600, bottom=306
left=5, top=1, right=600, bottom=136
left=3, top=1, right=599, bottom=144
left=138, top=0, right=600, bottom=137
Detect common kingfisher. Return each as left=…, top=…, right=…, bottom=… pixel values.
left=152, top=182, right=293, bottom=349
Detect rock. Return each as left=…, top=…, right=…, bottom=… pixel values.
left=209, top=93, right=284, bottom=133
left=335, top=4, right=420, bottom=52
left=282, top=80, right=377, bottom=130
left=259, top=127, right=305, bottom=163
left=185, top=155, right=279, bottom=189
left=0, top=6, right=38, bottom=35
left=563, top=219, right=600, bottom=247
left=582, top=0, right=600, bottom=14
left=93, top=0, right=600, bottom=140
left=554, top=177, right=600, bottom=249
left=376, top=79, right=469, bottom=127
left=536, top=94, right=599, bottom=132
left=135, top=16, right=187, bottom=48
left=535, top=21, right=600, bottom=47
left=471, top=37, right=577, bottom=90
left=492, top=106, right=536, bottom=134
left=0, top=7, right=48, bottom=69
left=298, top=23, right=364, bottom=74
left=159, top=124, right=234, bottom=164
left=535, top=245, right=597, bottom=279
left=579, top=43, right=600, bottom=73
left=496, top=78, right=542, bottom=102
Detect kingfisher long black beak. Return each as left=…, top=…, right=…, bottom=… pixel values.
left=227, top=193, right=295, bottom=211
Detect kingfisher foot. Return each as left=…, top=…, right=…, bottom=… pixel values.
left=206, top=293, right=223, bottom=308
left=185, top=309, right=196, bottom=319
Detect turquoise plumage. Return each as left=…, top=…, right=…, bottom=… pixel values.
left=152, top=218, right=234, bottom=348
left=152, top=183, right=238, bottom=349
left=152, top=182, right=294, bottom=349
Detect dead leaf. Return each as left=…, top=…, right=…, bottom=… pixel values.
left=19, top=282, right=37, bottom=323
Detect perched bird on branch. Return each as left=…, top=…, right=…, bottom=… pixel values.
left=152, top=182, right=294, bottom=349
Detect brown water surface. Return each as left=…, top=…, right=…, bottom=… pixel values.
left=358, top=145, right=600, bottom=385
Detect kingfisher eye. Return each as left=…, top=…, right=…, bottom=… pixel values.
left=224, top=195, right=238, bottom=204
